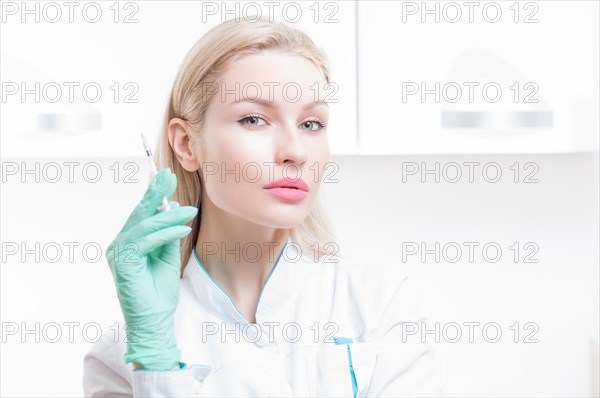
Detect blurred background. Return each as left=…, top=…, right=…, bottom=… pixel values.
left=1, top=1, right=598, bottom=396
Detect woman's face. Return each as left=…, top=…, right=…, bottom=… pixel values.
left=197, top=51, right=330, bottom=228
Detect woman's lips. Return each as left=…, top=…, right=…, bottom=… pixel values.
left=263, top=178, right=309, bottom=191
left=264, top=187, right=308, bottom=202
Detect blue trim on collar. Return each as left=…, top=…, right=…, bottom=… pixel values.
left=192, top=237, right=290, bottom=324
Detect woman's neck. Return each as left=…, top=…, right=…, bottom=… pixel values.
left=194, top=198, right=290, bottom=324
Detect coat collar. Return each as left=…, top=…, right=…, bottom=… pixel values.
left=182, top=236, right=302, bottom=325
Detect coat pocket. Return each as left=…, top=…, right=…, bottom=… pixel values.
left=306, top=337, right=378, bottom=397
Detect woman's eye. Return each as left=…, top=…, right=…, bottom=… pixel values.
left=239, top=115, right=326, bottom=131
left=239, top=115, right=267, bottom=128
left=301, top=119, right=326, bottom=132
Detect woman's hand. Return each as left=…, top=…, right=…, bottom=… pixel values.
left=105, top=168, right=198, bottom=370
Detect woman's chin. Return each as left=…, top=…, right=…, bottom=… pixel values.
left=254, top=211, right=310, bottom=229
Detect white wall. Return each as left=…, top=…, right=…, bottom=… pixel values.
left=0, top=153, right=598, bottom=396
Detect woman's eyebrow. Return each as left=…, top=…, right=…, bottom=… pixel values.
left=229, top=97, right=329, bottom=110
left=303, top=100, right=329, bottom=111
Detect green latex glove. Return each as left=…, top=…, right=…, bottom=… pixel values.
left=106, top=168, right=198, bottom=370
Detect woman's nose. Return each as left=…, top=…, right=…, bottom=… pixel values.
left=273, top=123, right=308, bottom=166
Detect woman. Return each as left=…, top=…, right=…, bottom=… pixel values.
left=83, top=17, right=446, bottom=397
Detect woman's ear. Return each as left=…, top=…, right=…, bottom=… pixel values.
left=168, top=118, right=202, bottom=172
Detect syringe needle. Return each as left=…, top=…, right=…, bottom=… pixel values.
left=141, top=132, right=171, bottom=211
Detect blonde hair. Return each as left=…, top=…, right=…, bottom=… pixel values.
left=155, top=16, right=339, bottom=275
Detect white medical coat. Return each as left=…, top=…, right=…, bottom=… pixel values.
left=83, top=238, right=446, bottom=397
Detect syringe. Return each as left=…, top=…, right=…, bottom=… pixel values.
left=141, top=132, right=172, bottom=212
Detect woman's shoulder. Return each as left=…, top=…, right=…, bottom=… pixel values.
left=303, top=250, right=415, bottom=297
left=292, top=251, right=431, bottom=344
left=300, top=251, right=428, bottom=315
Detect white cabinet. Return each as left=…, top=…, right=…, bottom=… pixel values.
left=0, top=1, right=357, bottom=157
left=357, top=0, right=599, bottom=154
left=3, top=1, right=597, bottom=157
